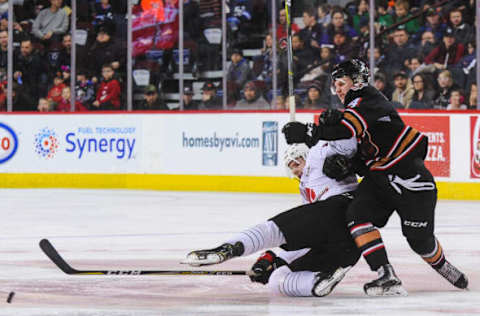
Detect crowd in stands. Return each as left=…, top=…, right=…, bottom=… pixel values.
left=0, top=0, right=478, bottom=111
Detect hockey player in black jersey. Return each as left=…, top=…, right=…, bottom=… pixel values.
left=282, top=59, right=468, bottom=296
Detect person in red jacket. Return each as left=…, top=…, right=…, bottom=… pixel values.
left=92, top=63, right=121, bottom=110
left=56, top=87, right=88, bottom=112
left=424, top=27, right=465, bottom=71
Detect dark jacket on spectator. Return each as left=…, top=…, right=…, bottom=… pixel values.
left=87, top=38, right=124, bottom=77
left=434, top=83, right=460, bottom=109
left=14, top=48, right=47, bottom=100
left=409, top=89, right=436, bottom=109
left=450, top=22, right=474, bottom=44
left=384, top=41, right=417, bottom=75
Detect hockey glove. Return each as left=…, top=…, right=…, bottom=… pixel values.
left=323, top=154, right=354, bottom=181
left=282, top=122, right=319, bottom=147
left=249, top=250, right=286, bottom=285
left=319, top=109, right=343, bottom=125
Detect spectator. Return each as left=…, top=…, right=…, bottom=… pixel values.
left=468, top=83, right=477, bottom=108
left=226, top=48, right=252, bottom=100
left=47, top=74, right=67, bottom=106
left=254, top=33, right=275, bottom=85
left=317, top=4, right=331, bottom=27
left=291, top=34, right=316, bottom=76
left=332, top=30, right=355, bottom=64
left=393, top=0, right=420, bottom=35
left=135, top=84, right=168, bottom=110
left=75, top=69, right=95, bottom=107
left=391, top=70, right=414, bottom=108
left=323, top=8, right=358, bottom=44
left=0, top=0, right=6, bottom=16
left=32, top=0, right=69, bottom=46
left=199, top=81, right=222, bottom=110
left=374, top=72, right=393, bottom=100
left=376, top=3, right=393, bottom=32
left=409, top=73, right=436, bottom=109
left=446, top=89, right=468, bottom=110
left=14, top=38, right=48, bottom=102
left=12, top=82, right=35, bottom=111
left=434, top=69, right=460, bottom=109
left=384, top=27, right=417, bottom=76
left=87, top=24, right=124, bottom=80
left=272, top=8, right=299, bottom=50
left=182, top=86, right=199, bottom=110
left=417, top=30, right=437, bottom=58
left=458, top=41, right=476, bottom=76
left=0, top=30, right=6, bottom=71
left=272, top=94, right=285, bottom=109
left=318, top=44, right=335, bottom=73
left=407, top=56, right=436, bottom=78
left=352, top=0, right=369, bottom=35
left=425, top=27, right=465, bottom=70
left=299, top=6, right=323, bottom=52
left=235, top=81, right=270, bottom=110
left=417, top=8, right=447, bottom=43
left=448, top=8, right=473, bottom=44
left=92, top=63, right=121, bottom=110
left=93, top=0, right=114, bottom=27
left=57, top=33, right=72, bottom=69
left=56, top=86, right=88, bottom=112
left=37, top=97, right=54, bottom=112
left=302, top=80, right=329, bottom=109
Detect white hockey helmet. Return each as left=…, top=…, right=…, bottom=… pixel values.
left=284, top=143, right=309, bottom=178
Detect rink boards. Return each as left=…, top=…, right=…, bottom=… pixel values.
left=0, top=110, right=479, bottom=199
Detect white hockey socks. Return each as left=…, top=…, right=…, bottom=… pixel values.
left=226, top=220, right=286, bottom=257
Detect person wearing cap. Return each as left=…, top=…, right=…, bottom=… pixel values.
left=182, top=86, right=199, bottom=110
left=373, top=72, right=393, bottom=100
left=135, top=84, right=168, bottom=110
left=417, top=8, right=447, bottom=43
left=424, top=27, right=465, bottom=70
left=302, top=80, right=329, bottom=109
left=32, top=0, right=68, bottom=44
left=227, top=49, right=252, bottom=100
left=199, top=81, right=222, bottom=110
left=235, top=81, right=270, bottom=110
left=87, top=23, right=123, bottom=80
left=391, top=70, right=414, bottom=108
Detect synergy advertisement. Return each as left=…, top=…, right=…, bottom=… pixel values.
left=0, top=115, right=142, bottom=173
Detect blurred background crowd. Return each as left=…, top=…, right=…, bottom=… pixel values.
left=0, top=0, right=477, bottom=111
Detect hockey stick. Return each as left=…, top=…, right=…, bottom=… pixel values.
left=39, top=239, right=249, bottom=276
left=284, top=0, right=295, bottom=121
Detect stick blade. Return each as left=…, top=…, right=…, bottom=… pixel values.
left=39, top=239, right=78, bottom=274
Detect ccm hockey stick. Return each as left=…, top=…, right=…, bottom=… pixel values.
left=39, top=239, right=249, bottom=276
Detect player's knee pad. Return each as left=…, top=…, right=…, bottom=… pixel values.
left=407, top=236, right=436, bottom=255
left=267, top=265, right=291, bottom=295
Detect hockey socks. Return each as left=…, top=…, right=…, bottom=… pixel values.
left=226, top=221, right=286, bottom=257
left=349, top=222, right=389, bottom=271
left=420, top=238, right=468, bottom=289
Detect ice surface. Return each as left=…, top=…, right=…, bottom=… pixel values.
left=0, top=189, right=479, bottom=315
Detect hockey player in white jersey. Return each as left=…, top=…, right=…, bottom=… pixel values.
left=184, top=137, right=361, bottom=297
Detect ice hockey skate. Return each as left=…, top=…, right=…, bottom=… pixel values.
left=182, top=242, right=244, bottom=266
left=436, top=260, right=469, bottom=289
left=312, top=266, right=352, bottom=297
left=364, top=264, right=408, bottom=296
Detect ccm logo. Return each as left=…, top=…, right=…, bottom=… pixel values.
left=404, top=220, right=428, bottom=228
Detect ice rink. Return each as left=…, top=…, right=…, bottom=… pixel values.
left=1, top=189, right=479, bottom=315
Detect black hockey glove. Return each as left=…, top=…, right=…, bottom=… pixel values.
left=323, top=154, right=354, bottom=181
left=282, top=122, right=318, bottom=147
left=249, top=250, right=286, bottom=285
left=319, top=109, right=343, bottom=125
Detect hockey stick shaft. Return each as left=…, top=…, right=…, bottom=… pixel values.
left=284, top=0, right=295, bottom=121
left=39, top=239, right=249, bottom=276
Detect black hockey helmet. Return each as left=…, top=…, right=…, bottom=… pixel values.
left=331, top=59, right=370, bottom=86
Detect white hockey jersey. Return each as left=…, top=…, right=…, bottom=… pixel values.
left=299, top=137, right=358, bottom=204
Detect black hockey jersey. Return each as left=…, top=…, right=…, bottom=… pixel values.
left=313, top=86, right=425, bottom=171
